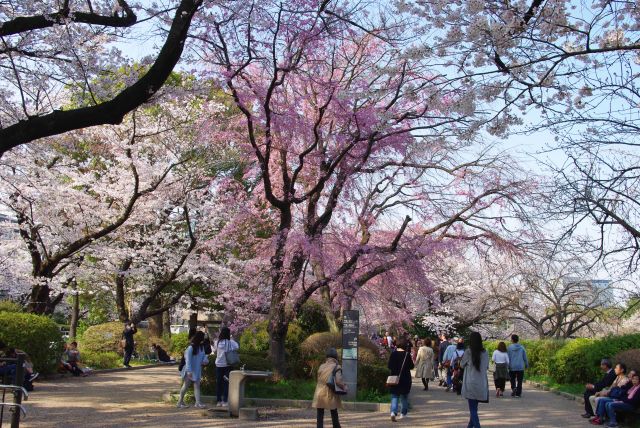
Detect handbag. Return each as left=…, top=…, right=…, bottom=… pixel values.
left=609, top=386, right=625, bottom=399
left=224, top=340, right=240, bottom=366
left=327, top=364, right=347, bottom=395
left=386, top=351, right=409, bottom=387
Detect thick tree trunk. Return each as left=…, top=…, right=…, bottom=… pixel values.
left=115, top=258, right=132, bottom=322
left=27, top=282, right=63, bottom=315
left=69, top=283, right=80, bottom=340
left=320, top=286, right=339, bottom=333
left=162, top=303, right=171, bottom=337
left=188, top=312, right=198, bottom=331
left=148, top=298, right=163, bottom=337
left=268, top=313, right=289, bottom=380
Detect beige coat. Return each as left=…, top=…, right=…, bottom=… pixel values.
left=414, top=346, right=435, bottom=379
left=312, top=358, right=344, bottom=410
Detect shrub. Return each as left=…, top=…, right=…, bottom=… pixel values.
left=296, top=301, right=330, bottom=336
left=170, top=332, right=190, bottom=357
left=551, top=334, right=640, bottom=384
left=521, top=339, right=567, bottom=377
left=358, top=363, right=389, bottom=394
left=81, top=351, right=121, bottom=369
left=614, top=349, right=640, bottom=372
left=238, top=320, right=305, bottom=356
left=0, top=312, right=64, bottom=373
left=79, top=321, right=171, bottom=357
left=0, top=300, right=23, bottom=313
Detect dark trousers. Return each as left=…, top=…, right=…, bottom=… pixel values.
left=123, top=346, right=133, bottom=366
left=584, top=389, right=596, bottom=415
left=421, top=378, right=430, bottom=390
left=0, top=364, right=16, bottom=383
left=66, top=362, right=83, bottom=376
left=216, top=366, right=232, bottom=402
left=509, top=370, right=524, bottom=396
left=316, top=408, right=340, bottom=428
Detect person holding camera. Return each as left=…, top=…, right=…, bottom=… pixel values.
left=122, top=320, right=137, bottom=368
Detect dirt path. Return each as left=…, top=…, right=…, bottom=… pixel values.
left=18, top=366, right=587, bottom=427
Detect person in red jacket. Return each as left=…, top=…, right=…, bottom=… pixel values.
left=603, top=372, right=640, bottom=427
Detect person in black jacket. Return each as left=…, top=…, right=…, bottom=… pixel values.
left=388, top=337, right=414, bottom=422
left=122, top=320, right=137, bottom=368
left=583, top=358, right=616, bottom=418
left=603, top=372, right=640, bottom=427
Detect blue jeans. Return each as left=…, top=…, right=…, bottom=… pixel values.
left=446, top=367, right=453, bottom=387
left=390, top=394, right=409, bottom=416
left=595, top=397, right=615, bottom=417
left=467, top=399, right=481, bottom=428
left=606, top=401, right=635, bottom=424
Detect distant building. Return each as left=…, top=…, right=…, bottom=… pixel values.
left=564, top=276, right=614, bottom=307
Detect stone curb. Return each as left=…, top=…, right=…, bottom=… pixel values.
left=523, top=379, right=583, bottom=404
left=41, top=362, right=176, bottom=380
left=163, top=392, right=390, bottom=412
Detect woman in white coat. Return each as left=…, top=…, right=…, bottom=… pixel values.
left=414, top=338, right=435, bottom=390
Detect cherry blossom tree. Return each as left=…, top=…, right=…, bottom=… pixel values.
left=0, top=0, right=202, bottom=153
left=0, top=82, right=232, bottom=314
left=400, top=0, right=640, bottom=274
left=193, top=0, right=530, bottom=375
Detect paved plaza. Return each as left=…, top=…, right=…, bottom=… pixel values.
left=21, top=366, right=587, bottom=427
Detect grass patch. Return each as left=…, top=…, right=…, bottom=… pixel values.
left=245, top=378, right=391, bottom=403
left=527, top=374, right=584, bottom=395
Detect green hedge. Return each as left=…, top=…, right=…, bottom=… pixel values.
left=81, top=351, right=121, bottom=369
left=170, top=332, right=190, bottom=357
left=239, top=320, right=305, bottom=355
left=0, top=312, right=64, bottom=373
left=485, top=334, right=640, bottom=385
left=551, top=334, right=640, bottom=383
left=79, top=321, right=171, bottom=357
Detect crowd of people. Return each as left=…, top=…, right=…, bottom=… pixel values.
left=582, top=358, right=640, bottom=427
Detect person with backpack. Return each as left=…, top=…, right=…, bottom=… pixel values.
left=451, top=339, right=466, bottom=395
left=507, top=334, right=529, bottom=398
left=388, top=337, right=415, bottom=422
left=312, top=348, right=346, bottom=428
left=461, top=331, right=489, bottom=428
left=213, top=326, right=239, bottom=407
left=176, top=331, right=209, bottom=409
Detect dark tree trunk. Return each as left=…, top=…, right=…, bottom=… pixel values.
left=162, top=302, right=171, bottom=337
left=188, top=312, right=198, bottom=331
left=268, top=315, right=289, bottom=380
left=115, top=258, right=132, bottom=322
left=27, top=283, right=62, bottom=315
left=148, top=298, right=163, bottom=337
left=69, top=282, right=80, bottom=340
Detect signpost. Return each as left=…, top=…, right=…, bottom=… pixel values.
left=341, top=310, right=359, bottom=400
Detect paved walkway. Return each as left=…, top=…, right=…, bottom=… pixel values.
left=19, top=366, right=587, bottom=427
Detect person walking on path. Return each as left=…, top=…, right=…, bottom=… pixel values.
left=461, top=331, right=489, bottom=428
left=507, top=334, right=528, bottom=397
left=122, top=320, right=137, bottom=368
left=312, top=348, right=346, bottom=428
left=492, top=341, right=510, bottom=397
left=442, top=338, right=457, bottom=391
left=213, top=327, right=239, bottom=407
left=176, top=331, right=209, bottom=409
left=415, top=338, right=435, bottom=391
left=388, top=337, right=414, bottom=422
